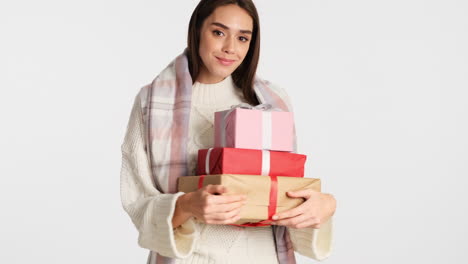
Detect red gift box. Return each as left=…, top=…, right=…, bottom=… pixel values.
left=197, top=147, right=306, bottom=177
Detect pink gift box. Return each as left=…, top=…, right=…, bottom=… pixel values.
left=214, top=108, right=294, bottom=151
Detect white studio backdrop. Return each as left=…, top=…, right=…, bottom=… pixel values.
left=1, top=0, right=467, bottom=263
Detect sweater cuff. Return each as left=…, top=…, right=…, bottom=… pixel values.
left=288, top=217, right=334, bottom=261
left=138, top=192, right=197, bottom=259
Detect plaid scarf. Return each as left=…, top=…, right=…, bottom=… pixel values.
left=141, top=49, right=296, bottom=264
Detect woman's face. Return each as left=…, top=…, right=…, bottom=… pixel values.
left=197, top=4, right=253, bottom=84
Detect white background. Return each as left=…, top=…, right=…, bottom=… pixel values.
left=1, top=0, right=467, bottom=263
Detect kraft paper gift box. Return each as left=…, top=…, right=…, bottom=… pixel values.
left=214, top=106, right=294, bottom=151
left=197, top=147, right=307, bottom=177
left=177, top=174, right=321, bottom=226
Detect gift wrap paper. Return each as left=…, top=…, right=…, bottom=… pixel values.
left=214, top=108, right=294, bottom=151
left=197, top=148, right=307, bottom=177
left=178, top=174, right=321, bottom=225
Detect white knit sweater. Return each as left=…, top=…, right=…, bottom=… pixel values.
left=120, top=75, right=333, bottom=263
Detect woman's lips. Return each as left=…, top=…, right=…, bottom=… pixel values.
left=216, top=56, right=235, bottom=66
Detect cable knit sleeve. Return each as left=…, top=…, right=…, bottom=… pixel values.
left=120, top=94, right=198, bottom=258
left=287, top=218, right=334, bottom=260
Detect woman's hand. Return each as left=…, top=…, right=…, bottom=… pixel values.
left=173, top=184, right=247, bottom=228
left=270, top=190, right=336, bottom=229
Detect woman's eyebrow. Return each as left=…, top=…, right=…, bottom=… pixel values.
left=211, top=22, right=252, bottom=35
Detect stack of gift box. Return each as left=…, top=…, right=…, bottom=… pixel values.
left=178, top=104, right=321, bottom=226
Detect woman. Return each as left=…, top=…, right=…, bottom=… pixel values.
left=120, top=1, right=336, bottom=263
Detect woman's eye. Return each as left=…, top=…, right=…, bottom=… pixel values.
left=213, top=30, right=224, bottom=36
left=239, top=36, right=249, bottom=42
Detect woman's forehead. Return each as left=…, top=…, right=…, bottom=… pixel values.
left=205, top=5, right=253, bottom=32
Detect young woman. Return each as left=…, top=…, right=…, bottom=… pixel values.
left=120, top=1, right=336, bottom=263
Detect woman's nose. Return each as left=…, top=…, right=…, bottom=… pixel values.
left=222, top=37, right=235, bottom=54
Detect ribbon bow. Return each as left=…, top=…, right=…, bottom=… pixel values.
left=221, top=103, right=279, bottom=122
left=230, top=103, right=275, bottom=111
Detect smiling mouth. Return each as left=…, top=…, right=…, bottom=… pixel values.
left=216, top=56, right=236, bottom=66
left=216, top=57, right=235, bottom=62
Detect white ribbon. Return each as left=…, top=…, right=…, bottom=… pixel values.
left=262, top=112, right=272, bottom=150
left=220, top=103, right=281, bottom=149
left=205, top=148, right=214, bottom=175
left=261, top=150, right=271, bottom=175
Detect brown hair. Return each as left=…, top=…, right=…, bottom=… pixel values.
left=187, top=0, right=260, bottom=105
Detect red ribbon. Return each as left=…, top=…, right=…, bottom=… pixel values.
left=197, top=175, right=278, bottom=227
left=198, top=174, right=205, bottom=189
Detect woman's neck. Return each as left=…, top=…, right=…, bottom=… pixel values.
left=196, top=66, right=227, bottom=84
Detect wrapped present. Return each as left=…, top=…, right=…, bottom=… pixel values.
left=214, top=104, right=294, bottom=151
left=177, top=174, right=321, bottom=226
left=197, top=147, right=306, bottom=177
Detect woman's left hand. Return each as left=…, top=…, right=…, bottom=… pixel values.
left=270, top=190, right=336, bottom=229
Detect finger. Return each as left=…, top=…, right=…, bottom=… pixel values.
left=224, top=214, right=242, bottom=224
left=273, top=213, right=309, bottom=228
left=209, top=194, right=247, bottom=205
left=272, top=206, right=303, bottom=221
left=304, top=221, right=322, bottom=229
left=206, top=208, right=241, bottom=223
left=214, top=207, right=241, bottom=221
left=289, top=219, right=316, bottom=229
left=204, top=184, right=227, bottom=195
left=309, top=223, right=322, bottom=229
left=294, top=216, right=322, bottom=229
left=217, top=213, right=242, bottom=225
left=220, top=200, right=246, bottom=212
left=205, top=200, right=245, bottom=214
left=286, top=189, right=315, bottom=199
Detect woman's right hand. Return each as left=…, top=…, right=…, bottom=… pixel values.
left=174, top=184, right=247, bottom=227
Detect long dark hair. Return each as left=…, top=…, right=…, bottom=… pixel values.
left=187, top=0, right=260, bottom=105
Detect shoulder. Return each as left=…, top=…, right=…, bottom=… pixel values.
left=255, top=75, right=294, bottom=111
left=135, top=82, right=152, bottom=116
left=255, top=75, right=288, bottom=97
